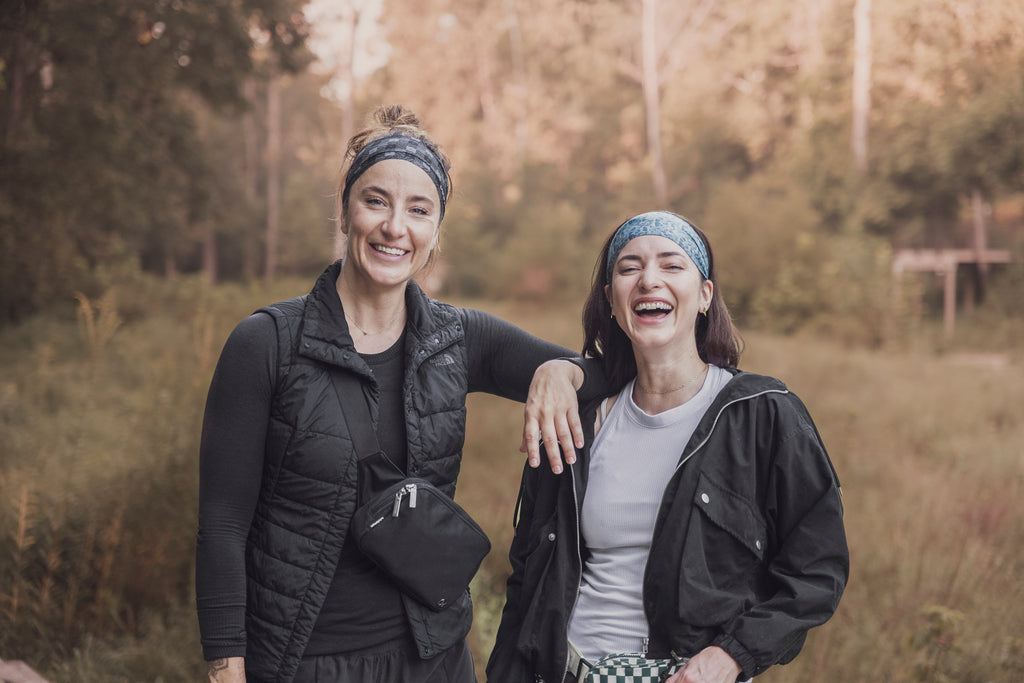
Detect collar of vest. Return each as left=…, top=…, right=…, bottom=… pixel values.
left=297, top=260, right=464, bottom=375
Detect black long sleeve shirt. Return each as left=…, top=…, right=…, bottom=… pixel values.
left=196, top=306, right=585, bottom=659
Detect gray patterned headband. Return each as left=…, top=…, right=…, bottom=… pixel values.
left=342, top=133, right=450, bottom=221
left=606, top=211, right=710, bottom=281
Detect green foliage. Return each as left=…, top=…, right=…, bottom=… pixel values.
left=933, top=71, right=1024, bottom=196
left=3, top=0, right=1022, bottom=343
left=699, top=173, right=894, bottom=345
left=442, top=196, right=598, bottom=304
left=0, top=0, right=313, bottom=324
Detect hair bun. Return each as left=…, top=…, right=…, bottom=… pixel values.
left=375, top=104, right=421, bottom=129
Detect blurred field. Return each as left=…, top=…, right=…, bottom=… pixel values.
left=1, top=276, right=1023, bottom=682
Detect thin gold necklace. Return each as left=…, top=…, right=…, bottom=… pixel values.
left=344, top=308, right=405, bottom=336
left=635, top=363, right=708, bottom=395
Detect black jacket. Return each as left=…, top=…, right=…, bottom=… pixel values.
left=486, top=370, right=849, bottom=682
left=244, top=263, right=479, bottom=681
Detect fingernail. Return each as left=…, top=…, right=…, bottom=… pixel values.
left=554, top=465, right=562, bottom=474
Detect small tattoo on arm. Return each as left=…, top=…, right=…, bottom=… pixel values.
left=207, top=659, right=230, bottom=676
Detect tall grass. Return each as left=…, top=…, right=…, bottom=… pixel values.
left=1, top=274, right=1022, bottom=681
left=458, top=317, right=1024, bottom=682
left=0, top=274, right=306, bottom=681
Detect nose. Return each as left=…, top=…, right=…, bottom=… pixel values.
left=638, top=265, right=660, bottom=291
left=379, top=208, right=407, bottom=240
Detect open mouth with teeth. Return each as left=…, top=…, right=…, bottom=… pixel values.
left=372, top=244, right=408, bottom=257
left=633, top=301, right=673, bottom=319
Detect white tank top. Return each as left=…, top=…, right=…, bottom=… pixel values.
left=567, top=365, right=731, bottom=662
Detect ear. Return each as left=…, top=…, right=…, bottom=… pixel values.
left=604, top=283, right=612, bottom=308
left=338, top=210, right=350, bottom=237
left=701, top=279, right=714, bottom=312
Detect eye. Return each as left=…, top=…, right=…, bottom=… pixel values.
left=365, top=196, right=385, bottom=207
left=410, top=205, right=431, bottom=216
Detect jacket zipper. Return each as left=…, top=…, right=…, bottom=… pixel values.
left=562, top=459, right=585, bottom=675
left=642, top=387, right=790, bottom=645
left=672, top=388, right=788, bottom=475
left=405, top=331, right=463, bottom=475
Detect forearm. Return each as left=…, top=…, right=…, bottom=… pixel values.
left=207, top=657, right=246, bottom=683
left=462, top=308, right=575, bottom=400
left=196, top=314, right=275, bottom=661
left=564, top=356, right=610, bottom=401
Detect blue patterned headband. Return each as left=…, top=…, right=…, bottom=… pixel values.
left=342, top=133, right=451, bottom=221
left=606, top=211, right=709, bottom=281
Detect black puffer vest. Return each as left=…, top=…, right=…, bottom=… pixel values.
left=244, top=262, right=474, bottom=681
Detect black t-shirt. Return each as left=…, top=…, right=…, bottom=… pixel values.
left=306, top=332, right=409, bottom=654
left=196, top=305, right=589, bottom=659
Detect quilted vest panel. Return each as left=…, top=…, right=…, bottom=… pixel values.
left=243, top=280, right=470, bottom=681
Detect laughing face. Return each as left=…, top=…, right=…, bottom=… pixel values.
left=605, top=234, right=713, bottom=352
left=340, top=158, right=441, bottom=292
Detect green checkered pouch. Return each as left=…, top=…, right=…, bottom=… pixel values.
left=583, top=652, right=687, bottom=683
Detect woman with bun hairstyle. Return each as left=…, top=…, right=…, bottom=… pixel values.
left=196, top=105, right=596, bottom=683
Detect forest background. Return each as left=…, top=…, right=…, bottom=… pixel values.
left=1, top=0, right=1023, bottom=681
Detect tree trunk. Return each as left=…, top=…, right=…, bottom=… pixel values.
left=505, top=0, right=529, bottom=166
left=971, top=187, right=988, bottom=275
left=852, top=0, right=872, bottom=172
left=970, top=186, right=988, bottom=304
left=6, top=30, right=26, bottom=143
left=642, top=0, right=668, bottom=204
left=338, top=3, right=359, bottom=147
left=264, top=68, right=282, bottom=283
left=243, top=79, right=259, bottom=280
left=164, top=253, right=178, bottom=280
left=202, top=221, right=217, bottom=285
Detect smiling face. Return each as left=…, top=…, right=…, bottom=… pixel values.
left=604, top=234, right=713, bottom=354
left=340, top=158, right=441, bottom=292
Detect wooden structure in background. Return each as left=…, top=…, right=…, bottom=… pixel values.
left=892, top=248, right=1012, bottom=341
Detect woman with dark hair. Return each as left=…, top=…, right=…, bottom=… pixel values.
left=195, top=105, right=595, bottom=683
left=487, top=211, right=849, bottom=683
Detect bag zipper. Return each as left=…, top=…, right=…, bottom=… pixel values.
left=392, top=482, right=418, bottom=517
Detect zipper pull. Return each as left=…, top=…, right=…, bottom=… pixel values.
left=642, top=637, right=649, bottom=657
left=392, top=488, right=406, bottom=517
left=408, top=483, right=418, bottom=508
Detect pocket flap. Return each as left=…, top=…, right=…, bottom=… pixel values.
left=693, top=472, right=766, bottom=560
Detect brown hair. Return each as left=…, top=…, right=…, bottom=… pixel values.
left=333, top=104, right=453, bottom=224
left=582, top=214, right=743, bottom=391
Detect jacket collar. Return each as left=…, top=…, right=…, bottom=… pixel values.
left=298, top=260, right=462, bottom=373
left=575, top=368, right=789, bottom=475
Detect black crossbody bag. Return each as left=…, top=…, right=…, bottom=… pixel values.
left=330, top=369, right=491, bottom=611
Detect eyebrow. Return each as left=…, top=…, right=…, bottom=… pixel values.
left=617, top=250, right=687, bottom=263
left=360, top=184, right=436, bottom=207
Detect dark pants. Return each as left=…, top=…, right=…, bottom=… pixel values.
left=292, top=637, right=476, bottom=683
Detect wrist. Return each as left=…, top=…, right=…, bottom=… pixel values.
left=558, top=357, right=586, bottom=391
